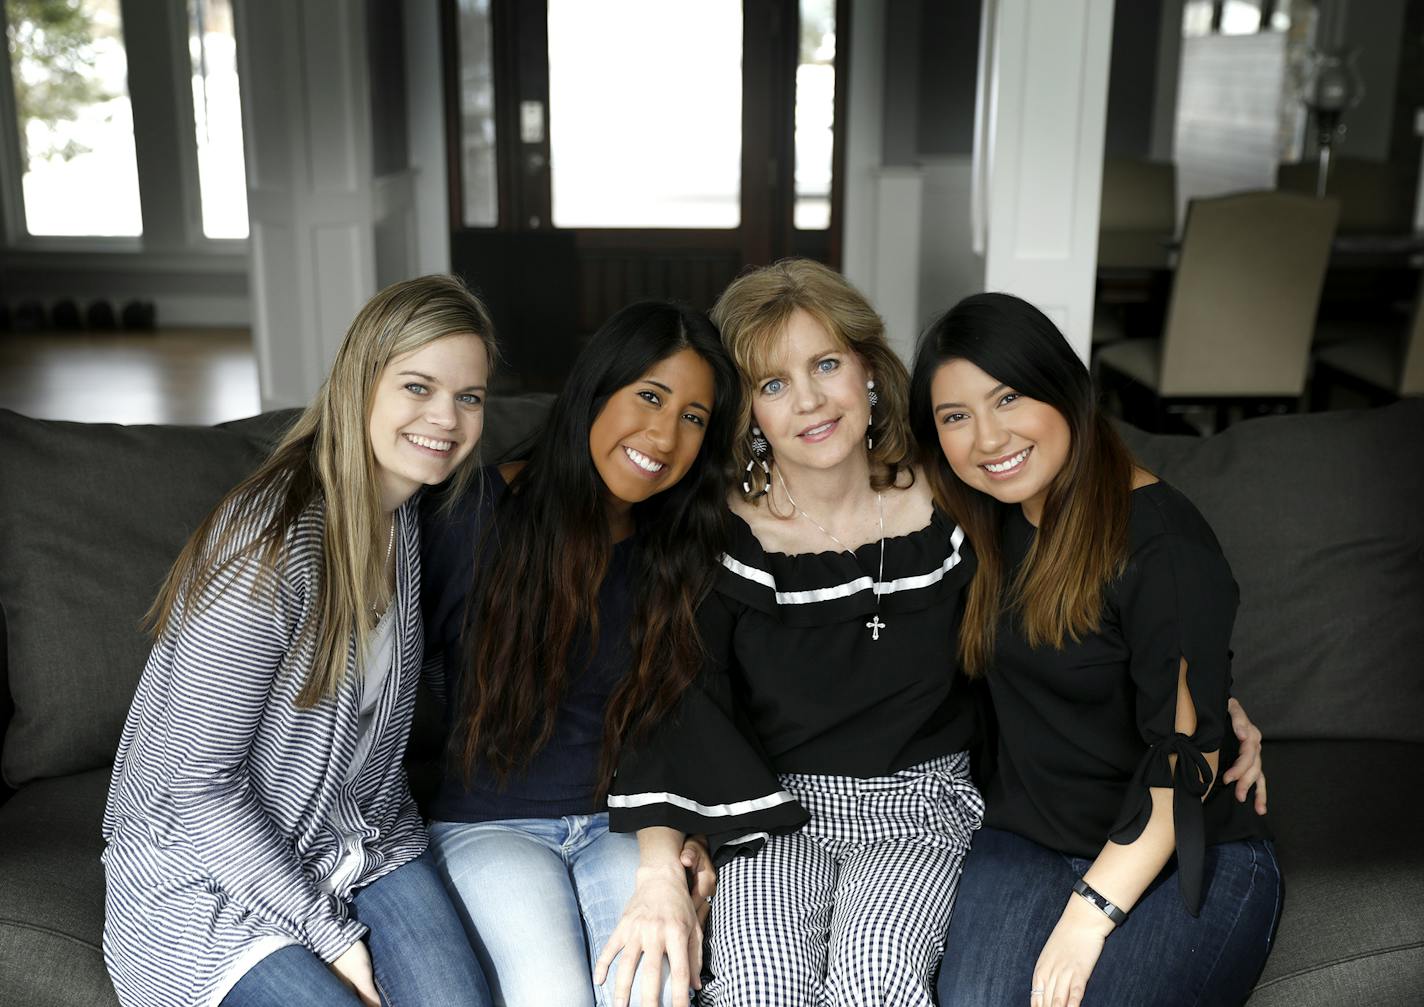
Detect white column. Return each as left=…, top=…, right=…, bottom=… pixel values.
left=236, top=0, right=386, bottom=409
left=976, top=0, right=1116, bottom=362
left=840, top=0, right=886, bottom=301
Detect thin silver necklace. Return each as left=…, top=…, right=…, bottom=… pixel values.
left=372, top=516, right=395, bottom=616
left=776, top=470, right=887, bottom=641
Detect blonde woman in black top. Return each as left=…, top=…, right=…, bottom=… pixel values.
left=912, top=293, right=1279, bottom=1007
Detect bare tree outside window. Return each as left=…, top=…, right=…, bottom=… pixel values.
left=6, top=0, right=141, bottom=236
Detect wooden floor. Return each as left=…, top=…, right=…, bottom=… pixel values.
left=0, top=328, right=260, bottom=426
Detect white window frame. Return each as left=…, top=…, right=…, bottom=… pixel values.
left=0, top=0, right=247, bottom=262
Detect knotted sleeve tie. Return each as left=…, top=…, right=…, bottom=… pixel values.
left=1108, top=732, right=1214, bottom=916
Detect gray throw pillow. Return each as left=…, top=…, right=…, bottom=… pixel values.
left=1117, top=400, right=1424, bottom=743
left=0, top=394, right=553, bottom=788
left=0, top=411, right=277, bottom=786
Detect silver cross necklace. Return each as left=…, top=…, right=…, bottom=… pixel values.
left=776, top=470, right=886, bottom=641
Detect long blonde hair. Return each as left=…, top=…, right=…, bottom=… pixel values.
left=711, top=258, right=915, bottom=499
left=146, top=274, right=497, bottom=705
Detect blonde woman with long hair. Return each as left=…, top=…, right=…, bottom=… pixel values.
left=599, top=259, right=984, bottom=1006
left=101, top=276, right=497, bottom=1007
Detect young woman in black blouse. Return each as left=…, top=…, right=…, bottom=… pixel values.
left=420, top=302, right=737, bottom=1007
left=911, top=293, right=1280, bottom=1007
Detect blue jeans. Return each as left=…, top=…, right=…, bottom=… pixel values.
left=937, top=827, right=1281, bottom=1007
left=223, top=852, right=493, bottom=1006
left=429, top=814, right=681, bottom=1007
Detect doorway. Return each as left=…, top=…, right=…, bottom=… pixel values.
left=442, top=0, right=848, bottom=389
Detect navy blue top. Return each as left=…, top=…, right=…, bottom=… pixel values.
left=420, top=466, right=635, bottom=822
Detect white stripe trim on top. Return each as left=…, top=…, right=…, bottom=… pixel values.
left=608, top=789, right=798, bottom=817
left=718, top=524, right=965, bottom=606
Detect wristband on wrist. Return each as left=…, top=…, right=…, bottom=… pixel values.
left=1072, top=877, right=1128, bottom=926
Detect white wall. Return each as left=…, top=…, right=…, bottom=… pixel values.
left=237, top=0, right=418, bottom=409
left=918, top=155, right=983, bottom=332
left=976, top=0, right=1116, bottom=361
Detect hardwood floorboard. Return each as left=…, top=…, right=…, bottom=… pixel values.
left=0, top=328, right=260, bottom=426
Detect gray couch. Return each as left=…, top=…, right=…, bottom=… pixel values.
left=2, top=399, right=1421, bottom=1006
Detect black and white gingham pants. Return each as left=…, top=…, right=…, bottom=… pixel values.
left=701, top=752, right=983, bottom=1007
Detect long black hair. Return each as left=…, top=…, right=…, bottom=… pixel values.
left=455, top=301, right=741, bottom=794
left=908, top=292, right=1135, bottom=676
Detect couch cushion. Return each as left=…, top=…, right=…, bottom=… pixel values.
left=0, top=395, right=553, bottom=789
left=1246, top=740, right=1424, bottom=1005
left=1117, top=401, right=1424, bottom=742
left=0, top=768, right=116, bottom=1007
left=0, top=412, right=279, bottom=787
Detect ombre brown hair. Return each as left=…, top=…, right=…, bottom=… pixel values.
left=146, top=274, right=497, bottom=705
left=711, top=258, right=915, bottom=498
left=908, top=292, right=1136, bottom=677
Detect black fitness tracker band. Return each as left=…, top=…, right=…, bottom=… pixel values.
left=1073, top=877, right=1129, bottom=926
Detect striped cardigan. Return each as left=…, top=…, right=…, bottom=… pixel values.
left=101, top=497, right=428, bottom=1007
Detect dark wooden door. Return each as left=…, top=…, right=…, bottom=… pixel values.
left=442, top=0, right=847, bottom=391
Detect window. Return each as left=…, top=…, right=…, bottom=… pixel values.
left=3, top=0, right=249, bottom=245
left=188, top=0, right=246, bottom=239
left=5, top=0, right=141, bottom=236
left=455, top=0, right=497, bottom=228
left=546, top=0, right=742, bottom=229
left=794, top=0, right=836, bottom=231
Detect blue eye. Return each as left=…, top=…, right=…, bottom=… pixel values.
left=816, top=358, right=839, bottom=373
left=457, top=392, right=483, bottom=406
left=761, top=378, right=785, bottom=396
left=404, top=382, right=429, bottom=396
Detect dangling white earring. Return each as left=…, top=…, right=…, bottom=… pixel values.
left=743, top=426, right=771, bottom=498
left=866, top=380, right=877, bottom=450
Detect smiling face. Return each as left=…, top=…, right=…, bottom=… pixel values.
left=751, top=308, right=872, bottom=476
left=368, top=333, right=490, bottom=511
left=588, top=347, right=716, bottom=508
left=930, top=357, right=1071, bottom=525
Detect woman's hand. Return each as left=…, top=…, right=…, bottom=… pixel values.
left=1031, top=897, right=1113, bottom=1007
left=679, top=834, right=717, bottom=926
left=1222, top=697, right=1268, bottom=815
left=594, top=863, right=703, bottom=1007
left=330, top=940, right=381, bottom=1007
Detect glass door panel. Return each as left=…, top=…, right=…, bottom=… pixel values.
left=456, top=0, right=498, bottom=228
left=794, top=0, right=835, bottom=231
left=546, top=0, right=742, bottom=228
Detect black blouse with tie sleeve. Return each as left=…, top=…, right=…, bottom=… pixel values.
left=979, top=481, right=1269, bottom=914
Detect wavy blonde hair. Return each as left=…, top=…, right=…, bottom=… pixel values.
left=711, top=258, right=914, bottom=498
left=146, top=274, right=497, bottom=705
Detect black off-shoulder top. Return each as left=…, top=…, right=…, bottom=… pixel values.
left=610, top=506, right=978, bottom=858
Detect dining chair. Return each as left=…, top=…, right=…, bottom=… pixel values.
left=1095, top=191, right=1339, bottom=431
left=1311, top=282, right=1424, bottom=405
left=1097, top=157, right=1177, bottom=270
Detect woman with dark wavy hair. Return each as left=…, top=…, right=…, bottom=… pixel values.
left=912, top=293, right=1279, bottom=1007
left=419, top=301, right=738, bottom=1007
